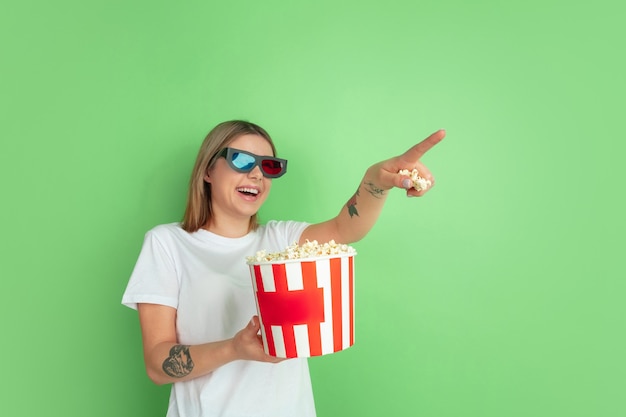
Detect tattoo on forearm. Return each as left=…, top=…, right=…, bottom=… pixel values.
left=162, top=345, right=194, bottom=378
left=363, top=181, right=385, bottom=199
left=346, top=188, right=360, bottom=217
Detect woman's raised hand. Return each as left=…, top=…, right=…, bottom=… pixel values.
left=371, top=129, right=445, bottom=197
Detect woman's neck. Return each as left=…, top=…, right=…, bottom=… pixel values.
left=203, top=217, right=250, bottom=238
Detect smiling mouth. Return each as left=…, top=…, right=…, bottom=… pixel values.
left=237, top=187, right=259, bottom=196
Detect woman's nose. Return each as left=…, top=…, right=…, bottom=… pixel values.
left=248, top=165, right=263, bottom=179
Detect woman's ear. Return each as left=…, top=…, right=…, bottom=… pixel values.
left=204, top=172, right=211, bottom=183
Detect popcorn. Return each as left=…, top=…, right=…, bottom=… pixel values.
left=246, top=240, right=356, bottom=264
left=399, top=168, right=432, bottom=191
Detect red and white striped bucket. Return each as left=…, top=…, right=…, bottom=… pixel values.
left=249, top=253, right=356, bottom=358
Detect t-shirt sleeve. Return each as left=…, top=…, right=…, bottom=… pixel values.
left=121, top=228, right=180, bottom=310
left=265, top=220, right=310, bottom=247
left=287, top=220, right=310, bottom=244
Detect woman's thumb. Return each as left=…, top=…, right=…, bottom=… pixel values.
left=248, top=315, right=260, bottom=332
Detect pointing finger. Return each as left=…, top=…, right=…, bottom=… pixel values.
left=404, top=129, right=445, bottom=160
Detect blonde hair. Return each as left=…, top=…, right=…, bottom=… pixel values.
left=181, top=120, right=277, bottom=233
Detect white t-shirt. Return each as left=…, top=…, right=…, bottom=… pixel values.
left=122, top=221, right=316, bottom=417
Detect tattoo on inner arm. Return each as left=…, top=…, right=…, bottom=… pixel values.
left=162, top=345, right=194, bottom=378
left=364, top=181, right=385, bottom=199
left=346, top=188, right=360, bottom=217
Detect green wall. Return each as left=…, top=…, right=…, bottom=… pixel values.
left=2, top=1, right=624, bottom=416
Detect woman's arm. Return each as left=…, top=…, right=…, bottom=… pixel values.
left=138, top=303, right=279, bottom=385
left=301, top=129, right=445, bottom=245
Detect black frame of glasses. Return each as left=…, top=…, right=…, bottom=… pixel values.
left=218, top=147, right=288, bottom=178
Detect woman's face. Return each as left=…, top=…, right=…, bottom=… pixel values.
left=205, top=134, right=275, bottom=225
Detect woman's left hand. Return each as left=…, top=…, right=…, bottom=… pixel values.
left=370, top=129, right=445, bottom=197
left=301, top=129, right=445, bottom=245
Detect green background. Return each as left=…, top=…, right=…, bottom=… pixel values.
left=2, top=1, right=624, bottom=416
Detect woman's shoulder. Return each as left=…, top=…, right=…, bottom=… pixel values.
left=257, top=220, right=309, bottom=242
left=142, top=222, right=187, bottom=241
left=147, top=222, right=183, bottom=234
left=260, top=220, right=308, bottom=231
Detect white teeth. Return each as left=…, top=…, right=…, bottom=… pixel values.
left=237, top=187, right=259, bottom=195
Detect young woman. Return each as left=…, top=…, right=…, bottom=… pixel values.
left=122, top=120, right=444, bottom=417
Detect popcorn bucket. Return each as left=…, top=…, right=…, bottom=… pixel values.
left=249, top=253, right=356, bottom=358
